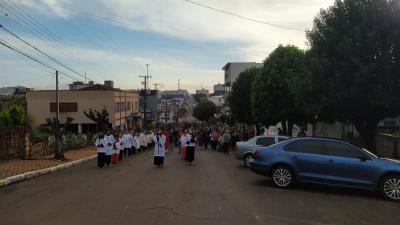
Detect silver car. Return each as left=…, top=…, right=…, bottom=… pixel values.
left=235, top=135, right=290, bottom=167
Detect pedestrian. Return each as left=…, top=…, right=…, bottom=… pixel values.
left=153, top=129, right=166, bottom=167
left=180, top=130, right=187, bottom=159
left=146, top=131, right=153, bottom=151
left=185, top=129, right=196, bottom=165
left=112, top=133, right=122, bottom=164
left=278, top=128, right=283, bottom=135
left=139, top=131, right=146, bottom=153
left=133, top=132, right=141, bottom=154
left=210, top=129, right=219, bottom=150
left=222, top=129, right=231, bottom=155
left=122, top=129, right=133, bottom=157
left=96, top=133, right=106, bottom=168
left=104, top=129, right=114, bottom=167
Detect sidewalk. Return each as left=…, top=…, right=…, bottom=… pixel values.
left=0, top=147, right=96, bottom=180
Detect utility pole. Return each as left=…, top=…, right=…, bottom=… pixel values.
left=56, top=70, right=59, bottom=121
left=139, top=64, right=152, bottom=129
left=164, top=94, right=168, bottom=124
left=178, top=79, right=180, bottom=90
left=154, top=84, right=163, bottom=127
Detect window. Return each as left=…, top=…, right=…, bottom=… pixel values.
left=324, top=141, right=363, bottom=158
left=284, top=140, right=323, bottom=155
left=50, top=102, right=78, bottom=112
left=278, top=138, right=288, bottom=143
left=256, top=137, right=275, bottom=146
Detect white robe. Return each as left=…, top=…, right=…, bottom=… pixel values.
left=122, top=133, right=133, bottom=149
left=185, top=134, right=196, bottom=147
left=139, top=133, right=147, bottom=147
left=153, top=134, right=166, bottom=157
left=133, top=136, right=141, bottom=149
left=96, top=138, right=106, bottom=153
left=104, top=134, right=115, bottom=156
left=114, top=138, right=122, bottom=155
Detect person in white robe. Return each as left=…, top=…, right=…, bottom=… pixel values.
left=104, top=130, right=115, bottom=167
left=153, top=129, right=166, bottom=167
left=185, top=129, right=196, bottom=165
left=133, top=133, right=140, bottom=154
left=122, top=130, right=133, bottom=157
left=139, top=132, right=147, bottom=153
left=96, top=133, right=106, bottom=168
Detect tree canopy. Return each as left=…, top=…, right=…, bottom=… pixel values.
left=306, top=0, right=400, bottom=148
left=229, top=67, right=259, bottom=124
left=83, top=109, right=111, bottom=132
left=193, top=100, right=216, bottom=122
left=251, top=45, right=311, bottom=135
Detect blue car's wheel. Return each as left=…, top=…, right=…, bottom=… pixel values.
left=380, top=175, right=400, bottom=201
left=271, top=166, right=294, bottom=188
left=243, top=153, right=253, bottom=168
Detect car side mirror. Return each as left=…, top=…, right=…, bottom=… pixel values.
left=358, top=155, right=369, bottom=161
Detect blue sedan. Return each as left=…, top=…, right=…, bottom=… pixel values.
left=249, top=137, right=400, bottom=201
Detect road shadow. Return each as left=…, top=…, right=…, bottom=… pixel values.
left=250, top=177, right=385, bottom=202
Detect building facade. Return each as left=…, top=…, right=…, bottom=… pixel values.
left=26, top=87, right=140, bottom=133
left=139, top=89, right=161, bottom=123
left=195, top=88, right=209, bottom=95
left=222, top=62, right=262, bottom=97
left=213, top=83, right=224, bottom=95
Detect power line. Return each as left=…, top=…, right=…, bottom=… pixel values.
left=42, top=1, right=146, bottom=70
left=184, top=0, right=305, bottom=32
left=0, top=24, right=98, bottom=83
left=1, top=0, right=102, bottom=77
left=0, top=38, right=79, bottom=81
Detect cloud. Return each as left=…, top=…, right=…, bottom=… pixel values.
left=1, top=0, right=336, bottom=92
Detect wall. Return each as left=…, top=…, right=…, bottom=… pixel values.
left=27, top=90, right=114, bottom=127
left=113, top=91, right=139, bottom=129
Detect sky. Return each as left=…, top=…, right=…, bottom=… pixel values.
left=0, top=0, right=334, bottom=93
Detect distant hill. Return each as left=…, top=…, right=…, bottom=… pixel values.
left=0, top=86, right=28, bottom=95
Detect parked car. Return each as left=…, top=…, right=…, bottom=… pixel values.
left=235, top=135, right=290, bottom=167
left=249, top=137, right=400, bottom=201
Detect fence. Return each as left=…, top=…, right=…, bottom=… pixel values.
left=1, top=130, right=92, bottom=160
left=30, top=134, right=90, bottom=159
left=0, top=126, right=25, bottom=160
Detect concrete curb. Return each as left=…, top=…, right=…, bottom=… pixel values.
left=0, top=155, right=97, bottom=188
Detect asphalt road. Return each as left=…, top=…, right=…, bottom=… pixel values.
left=1, top=148, right=399, bottom=225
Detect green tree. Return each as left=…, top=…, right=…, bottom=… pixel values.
left=83, top=109, right=111, bottom=132
left=306, top=0, right=400, bottom=150
left=0, top=105, right=25, bottom=126
left=229, top=67, right=259, bottom=124
left=193, top=100, right=216, bottom=122
left=251, top=45, right=312, bottom=135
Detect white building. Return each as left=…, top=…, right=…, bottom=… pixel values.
left=222, top=62, right=262, bottom=97
left=213, top=83, right=224, bottom=95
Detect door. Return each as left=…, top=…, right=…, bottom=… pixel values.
left=283, top=139, right=327, bottom=183
left=323, top=141, right=376, bottom=188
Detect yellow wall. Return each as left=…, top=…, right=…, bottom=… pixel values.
left=26, top=90, right=139, bottom=129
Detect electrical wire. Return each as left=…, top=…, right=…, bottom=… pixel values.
left=0, top=23, right=99, bottom=83
left=184, top=0, right=306, bottom=32
left=1, top=0, right=102, bottom=77
left=0, top=38, right=79, bottom=81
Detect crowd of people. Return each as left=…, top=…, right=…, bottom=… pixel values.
left=95, top=127, right=200, bottom=168
left=95, top=122, right=299, bottom=168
